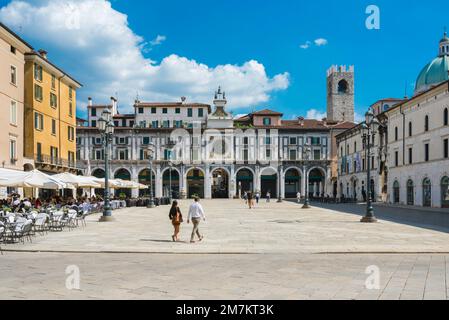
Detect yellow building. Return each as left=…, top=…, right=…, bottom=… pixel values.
left=24, top=50, right=82, bottom=174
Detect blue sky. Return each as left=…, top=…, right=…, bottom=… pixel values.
left=1, top=0, right=448, bottom=120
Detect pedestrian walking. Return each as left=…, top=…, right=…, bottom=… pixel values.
left=297, top=191, right=302, bottom=204
left=266, top=191, right=271, bottom=203
left=248, top=192, right=253, bottom=209
left=187, top=197, right=206, bottom=243
left=243, top=192, right=248, bottom=204
left=255, top=192, right=260, bottom=204
left=169, top=200, right=183, bottom=242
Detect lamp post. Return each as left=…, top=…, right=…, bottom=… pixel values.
left=165, top=140, right=176, bottom=203
left=97, top=109, right=115, bottom=222
left=302, top=143, right=312, bottom=209
left=361, top=110, right=378, bottom=223
left=145, top=145, right=155, bottom=208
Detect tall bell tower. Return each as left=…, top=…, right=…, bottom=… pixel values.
left=327, top=65, right=355, bottom=123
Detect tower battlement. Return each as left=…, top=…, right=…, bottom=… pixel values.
left=327, top=65, right=355, bottom=77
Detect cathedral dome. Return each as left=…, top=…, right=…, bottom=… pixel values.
left=415, top=31, right=449, bottom=94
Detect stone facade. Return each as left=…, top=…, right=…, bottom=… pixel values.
left=327, top=65, right=355, bottom=123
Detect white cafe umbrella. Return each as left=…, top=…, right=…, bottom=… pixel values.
left=53, top=172, right=101, bottom=188
left=1, top=170, right=67, bottom=189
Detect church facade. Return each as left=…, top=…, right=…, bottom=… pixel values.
left=336, top=32, right=449, bottom=208
left=76, top=66, right=356, bottom=199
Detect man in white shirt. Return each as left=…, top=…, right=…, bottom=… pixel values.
left=187, top=197, right=206, bottom=243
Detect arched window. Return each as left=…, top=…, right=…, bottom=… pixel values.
left=395, top=127, right=398, bottom=141
left=407, top=180, right=414, bottom=205
left=441, top=177, right=449, bottom=208
left=393, top=181, right=400, bottom=204
left=422, top=178, right=432, bottom=207
left=408, top=122, right=413, bottom=137
left=354, top=142, right=357, bottom=153
left=444, top=108, right=448, bottom=126
left=425, top=115, right=429, bottom=132
left=338, top=80, right=348, bottom=94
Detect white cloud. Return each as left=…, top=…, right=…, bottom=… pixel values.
left=306, top=109, right=327, bottom=120
left=314, top=38, right=328, bottom=46
left=300, top=41, right=311, bottom=49
left=0, top=0, right=289, bottom=113
left=150, top=35, right=166, bottom=46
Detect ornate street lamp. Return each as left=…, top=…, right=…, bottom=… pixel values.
left=361, top=110, right=378, bottom=223
left=97, top=109, right=115, bottom=222
left=144, top=144, right=155, bottom=208
left=302, top=143, right=312, bottom=209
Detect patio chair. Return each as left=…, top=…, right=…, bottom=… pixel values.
left=61, top=210, right=78, bottom=230
left=33, top=213, right=48, bottom=235
left=49, top=211, right=65, bottom=231
left=7, top=220, right=33, bottom=244
left=75, top=211, right=88, bottom=228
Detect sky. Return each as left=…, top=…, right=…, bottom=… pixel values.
left=1, top=0, right=448, bottom=121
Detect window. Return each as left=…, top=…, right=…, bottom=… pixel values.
left=354, top=142, right=357, bottom=152
left=10, top=46, right=16, bottom=54
left=151, top=121, right=159, bottom=128
left=395, top=127, right=398, bottom=141
left=444, top=139, right=448, bottom=159
left=34, top=84, right=43, bottom=101
left=51, top=119, right=56, bottom=135
left=187, top=108, right=193, bottom=117
left=50, top=93, right=57, bottom=108
left=10, top=66, right=17, bottom=85
left=51, top=75, right=56, bottom=90
left=34, top=112, right=43, bottom=130
left=290, top=137, right=297, bottom=145
left=50, top=147, right=59, bottom=164
left=162, top=108, right=168, bottom=114
left=289, top=149, right=297, bottom=161
left=263, top=118, right=271, bottom=126
left=407, top=180, right=414, bottom=205
left=266, top=149, right=271, bottom=159
left=198, top=108, right=204, bottom=117
left=408, top=122, right=412, bottom=137
left=34, top=63, right=43, bottom=81
left=69, top=87, right=73, bottom=100
left=408, top=147, right=413, bottom=164
left=118, top=149, right=129, bottom=160
left=10, top=101, right=17, bottom=125
left=68, top=126, right=75, bottom=141
left=69, top=102, right=73, bottom=117
left=444, top=108, right=448, bottom=126
left=9, top=140, right=16, bottom=162
left=175, top=108, right=181, bottom=114
left=393, top=181, right=400, bottom=204
left=91, top=108, right=97, bottom=117
left=266, top=137, right=271, bottom=145
left=395, top=151, right=399, bottom=167
left=425, top=115, right=429, bottom=132
left=338, top=80, right=348, bottom=94
left=162, top=120, right=170, bottom=128
left=151, top=107, right=157, bottom=114
left=311, top=137, right=321, bottom=146
left=91, top=120, right=97, bottom=128
left=142, top=137, right=150, bottom=145
left=313, top=149, right=321, bottom=160
left=36, top=143, right=42, bottom=161
left=424, top=143, right=430, bottom=162
left=68, top=151, right=75, bottom=167
left=138, top=107, right=144, bottom=114
left=423, top=178, right=432, bottom=207
left=174, top=120, right=183, bottom=128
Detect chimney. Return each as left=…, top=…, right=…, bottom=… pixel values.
left=322, top=117, right=327, bottom=126
left=181, top=96, right=187, bottom=104
left=298, top=116, right=305, bottom=126
left=88, top=97, right=92, bottom=107
left=38, top=49, right=48, bottom=59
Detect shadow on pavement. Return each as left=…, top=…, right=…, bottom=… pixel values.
left=286, top=200, right=449, bottom=234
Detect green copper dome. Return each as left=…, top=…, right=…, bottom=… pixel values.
left=415, top=32, right=449, bottom=94
left=415, top=55, right=449, bottom=93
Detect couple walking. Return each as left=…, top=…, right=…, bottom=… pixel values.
left=169, top=197, right=206, bottom=244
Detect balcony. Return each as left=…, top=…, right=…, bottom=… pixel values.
left=35, top=154, right=78, bottom=172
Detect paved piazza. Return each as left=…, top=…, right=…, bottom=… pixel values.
left=1, top=200, right=449, bottom=300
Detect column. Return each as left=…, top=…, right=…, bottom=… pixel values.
left=301, top=166, right=306, bottom=198
left=230, top=165, right=236, bottom=198
left=280, top=167, right=285, bottom=199
left=155, top=165, right=163, bottom=198
left=255, top=165, right=260, bottom=193
left=204, top=165, right=212, bottom=199
left=131, top=168, right=139, bottom=199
